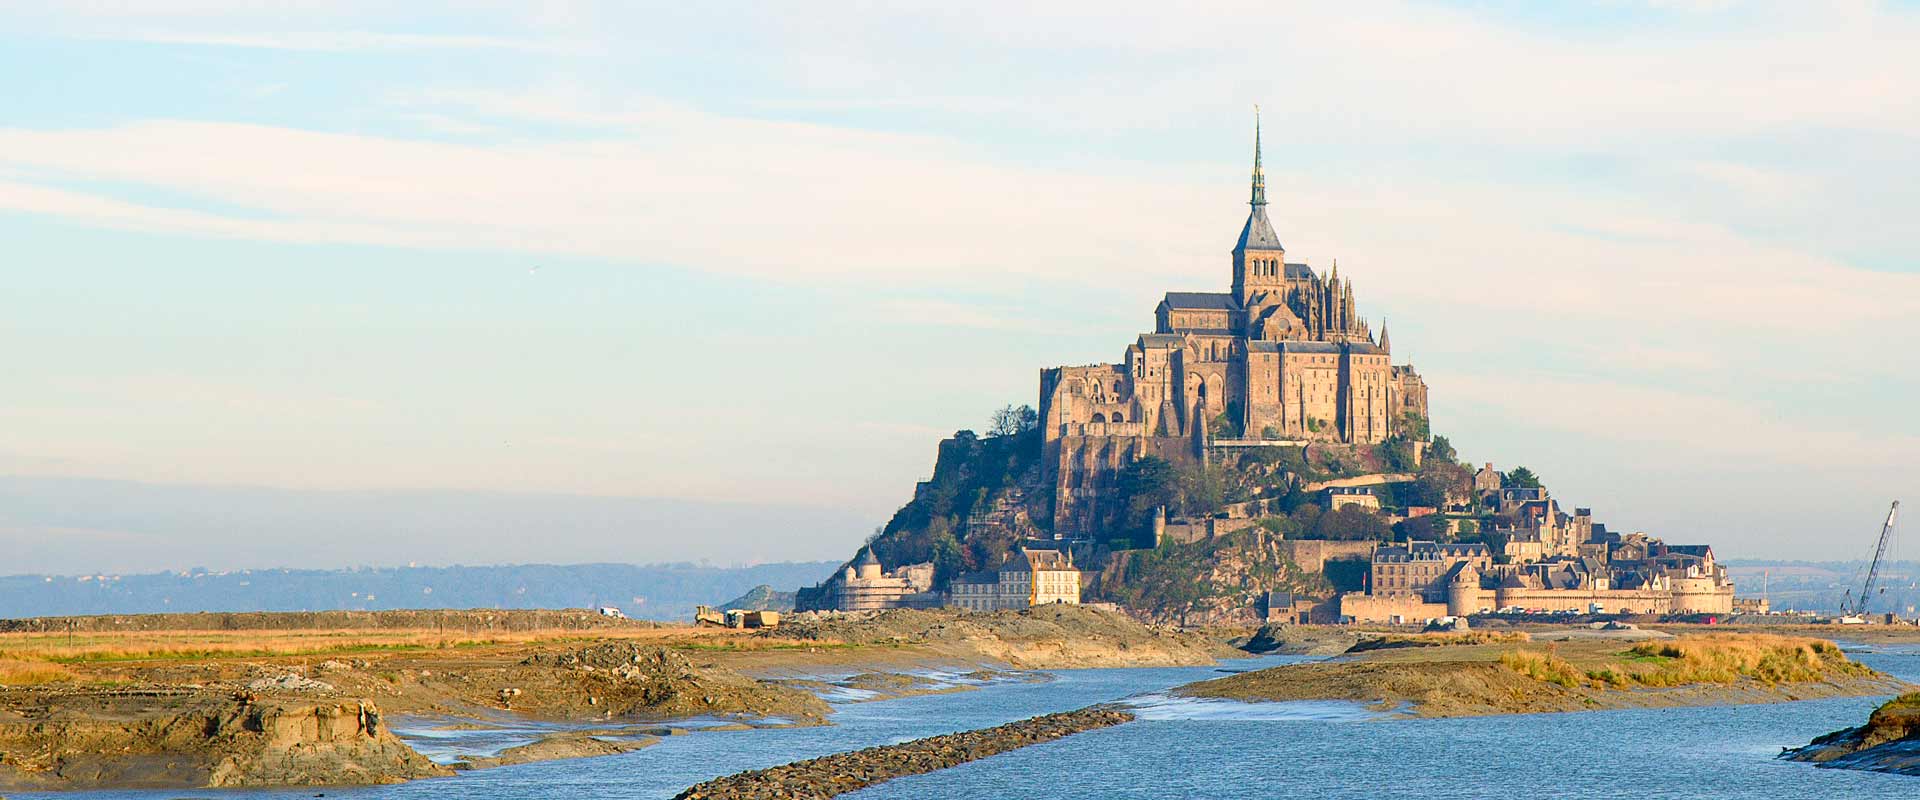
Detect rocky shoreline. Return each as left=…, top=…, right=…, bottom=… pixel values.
left=672, top=706, right=1134, bottom=800
left=1782, top=692, right=1920, bottom=775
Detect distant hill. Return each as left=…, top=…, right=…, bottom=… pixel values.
left=718, top=584, right=797, bottom=612
left=0, top=562, right=839, bottom=622
left=1726, top=560, right=1920, bottom=615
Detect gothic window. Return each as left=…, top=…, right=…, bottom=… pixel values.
left=1112, top=411, right=1125, bottom=423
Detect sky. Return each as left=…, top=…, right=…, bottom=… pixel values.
left=1, top=1, right=1916, bottom=572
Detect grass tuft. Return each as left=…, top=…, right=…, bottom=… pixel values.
left=1498, top=649, right=1582, bottom=688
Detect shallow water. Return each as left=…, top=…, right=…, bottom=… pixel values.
left=19, top=645, right=1920, bottom=799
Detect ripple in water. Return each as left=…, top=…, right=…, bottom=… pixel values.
left=1123, top=692, right=1384, bottom=722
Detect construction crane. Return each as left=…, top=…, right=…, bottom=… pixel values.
left=1841, top=501, right=1901, bottom=617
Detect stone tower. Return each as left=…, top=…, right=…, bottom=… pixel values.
left=1232, top=109, right=1287, bottom=309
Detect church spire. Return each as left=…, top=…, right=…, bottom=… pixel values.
left=1379, top=319, right=1392, bottom=352
left=1250, top=105, right=1267, bottom=207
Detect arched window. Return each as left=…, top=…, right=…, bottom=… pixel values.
left=1091, top=412, right=1106, bottom=423
left=1111, top=411, right=1125, bottom=423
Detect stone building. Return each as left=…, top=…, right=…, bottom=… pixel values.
left=1325, top=486, right=1381, bottom=512
left=1340, top=527, right=1736, bottom=623
left=1368, top=541, right=1492, bottom=603
left=1041, top=118, right=1429, bottom=536
left=794, top=548, right=940, bottom=612
left=947, top=549, right=1083, bottom=612
left=1472, top=463, right=1502, bottom=493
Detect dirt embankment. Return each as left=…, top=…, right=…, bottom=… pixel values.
left=673, top=707, right=1134, bottom=800
left=1783, top=692, right=1920, bottom=775
left=764, top=605, right=1237, bottom=669
left=1181, top=634, right=1908, bottom=718
left=0, top=690, right=446, bottom=791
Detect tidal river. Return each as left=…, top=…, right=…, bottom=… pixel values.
left=25, top=646, right=1920, bottom=800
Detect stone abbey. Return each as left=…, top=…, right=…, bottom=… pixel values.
left=1041, top=120, right=1429, bottom=536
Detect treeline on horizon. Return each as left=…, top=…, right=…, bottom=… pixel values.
left=0, top=561, right=842, bottom=621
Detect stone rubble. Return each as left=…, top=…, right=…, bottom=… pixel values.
left=673, top=706, right=1134, bottom=800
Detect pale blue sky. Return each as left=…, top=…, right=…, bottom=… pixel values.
left=2, top=2, right=1916, bottom=571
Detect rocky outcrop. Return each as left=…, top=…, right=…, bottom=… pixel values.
left=454, top=732, right=659, bottom=770
left=510, top=642, right=831, bottom=721
left=1783, top=692, right=1920, bottom=775
left=1237, top=623, right=1356, bottom=656
left=673, top=707, right=1134, bottom=800
left=0, top=692, right=448, bottom=791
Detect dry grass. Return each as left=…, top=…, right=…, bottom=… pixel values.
left=1498, top=648, right=1582, bottom=688
left=1500, top=634, right=1872, bottom=690
left=1618, top=634, right=1871, bottom=686
left=0, top=658, right=78, bottom=686
left=0, top=625, right=784, bottom=665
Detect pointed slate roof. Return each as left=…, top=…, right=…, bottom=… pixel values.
left=1235, top=108, right=1284, bottom=252
left=1236, top=206, right=1285, bottom=252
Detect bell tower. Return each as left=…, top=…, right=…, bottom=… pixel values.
left=1232, top=107, right=1286, bottom=311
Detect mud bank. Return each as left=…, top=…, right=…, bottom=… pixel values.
left=1180, top=635, right=1908, bottom=718
left=673, top=706, right=1135, bottom=800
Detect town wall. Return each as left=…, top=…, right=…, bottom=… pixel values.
left=1338, top=592, right=1449, bottom=624
left=1278, top=540, right=1376, bottom=574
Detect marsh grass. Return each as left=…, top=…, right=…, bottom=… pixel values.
left=1498, top=648, right=1582, bottom=688
left=1502, top=634, right=1871, bottom=690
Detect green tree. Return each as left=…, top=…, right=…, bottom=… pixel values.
left=1311, top=506, right=1393, bottom=541
left=1394, top=514, right=1450, bottom=542
left=1179, top=463, right=1228, bottom=516
left=1398, top=412, right=1430, bottom=440
left=928, top=529, right=964, bottom=584
left=1383, top=438, right=1419, bottom=472
left=1428, top=435, right=1458, bottom=464
left=1502, top=466, right=1543, bottom=490
left=1116, top=457, right=1180, bottom=536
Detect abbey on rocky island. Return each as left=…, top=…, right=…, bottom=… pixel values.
left=1040, top=120, right=1429, bottom=536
